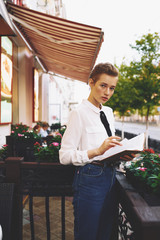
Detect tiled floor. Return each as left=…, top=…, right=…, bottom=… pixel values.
left=23, top=197, right=122, bottom=240
left=23, top=196, right=74, bottom=240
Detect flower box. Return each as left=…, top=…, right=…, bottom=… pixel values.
left=116, top=172, right=160, bottom=240
left=124, top=149, right=160, bottom=198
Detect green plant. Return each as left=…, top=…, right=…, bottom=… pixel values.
left=125, top=149, right=160, bottom=195
left=59, top=126, right=66, bottom=136
left=0, top=144, right=8, bottom=161
left=50, top=122, right=61, bottom=131
left=11, top=123, right=41, bottom=140
left=36, top=121, right=43, bottom=127
left=34, top=141, right=60, bottom=163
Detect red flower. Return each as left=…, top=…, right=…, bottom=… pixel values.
left=55, top=133, right=62, bottom=138
left=143, top=149, right=155, bottom=154
left=34, top=142, right=40, bottom=146
left=2, top=144, right=8, bottom=148
left=139, top=167, right=147, bottom=172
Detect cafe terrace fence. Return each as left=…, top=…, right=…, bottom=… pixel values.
left=0, top=157, right=160, bottom=240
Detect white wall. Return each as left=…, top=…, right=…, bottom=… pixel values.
left=48, top=75, right=90, bottom=125
left=0, top=125, right=11, bottom=147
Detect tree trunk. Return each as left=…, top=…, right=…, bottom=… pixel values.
left=145, top=107, right=150, bottom=149
left=121, top=116, right=124, bottom=139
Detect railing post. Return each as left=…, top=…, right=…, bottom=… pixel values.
left=5, top=157, right=24, bottom=240
left=6, top=135, right=14, bottom=157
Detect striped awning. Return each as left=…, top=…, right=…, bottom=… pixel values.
left=7, top=3, right=104, bottom=83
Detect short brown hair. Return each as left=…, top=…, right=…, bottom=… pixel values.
left=89, top=62, right=119, bottom=83
left=33, top=124, right=41, bottom=132
left=42, top=122, right=49, bottom=128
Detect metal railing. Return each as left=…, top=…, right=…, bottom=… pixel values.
left=0, top=157, right=159, bottom=240
left=0, top=158, right=75, bottom=240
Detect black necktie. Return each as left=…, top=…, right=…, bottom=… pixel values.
left=100, top=111, right=112, bottom=137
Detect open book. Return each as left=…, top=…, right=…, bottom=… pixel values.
left=101, top=133, right=145, bottom=163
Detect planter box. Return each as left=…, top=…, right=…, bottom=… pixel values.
left=6, top=136, right=42, bottom=161
left=125, top=169, right=160, bottom=206
left=20, top=162, right=76, bottom=196
left=116, top=172, right=160, bottom=240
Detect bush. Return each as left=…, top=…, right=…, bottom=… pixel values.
left=125, top=149, right=160, bottom=196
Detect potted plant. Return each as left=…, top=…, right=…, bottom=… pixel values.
left=0, top=144, right=8, bottom=161
left=125, top=149, right=160, bottom=204
left=33, top=141, right=60, bottom=163
left=6, top=123, right=41, bottom=160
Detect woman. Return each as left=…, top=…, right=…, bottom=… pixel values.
left=59, top=63, right=133, bottom=240
left=33, top=124, right=41, bottom=135
left=39, top=122, right=49, bottom=137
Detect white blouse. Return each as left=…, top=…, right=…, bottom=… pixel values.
left=39, top=128, right=48, bottom=137
left=59, top=99, right=115, bottom=166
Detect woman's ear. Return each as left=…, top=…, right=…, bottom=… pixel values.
left=88, top=78, right=94, bottom=88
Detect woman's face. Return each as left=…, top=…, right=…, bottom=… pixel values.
left=88, top=73, right=118, bottom=108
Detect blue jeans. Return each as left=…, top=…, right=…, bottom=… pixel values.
left=72, top=163, right=117, bottom=240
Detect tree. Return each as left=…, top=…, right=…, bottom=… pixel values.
left=106, top=63, right=135, bottom=138
left=127, top=32, right=160, bottom=147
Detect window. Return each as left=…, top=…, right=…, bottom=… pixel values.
left=0, top=37, right=13, bottom=124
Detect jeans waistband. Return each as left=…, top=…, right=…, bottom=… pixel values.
left=91, top=160, right=117, bottom=168
left=76, top=161, right=117, bottom=170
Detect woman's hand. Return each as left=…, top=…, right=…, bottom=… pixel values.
left=97, top=136, right=122, bottom=155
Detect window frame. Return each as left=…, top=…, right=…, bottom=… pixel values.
left=0, top=36, right=13, bottom=125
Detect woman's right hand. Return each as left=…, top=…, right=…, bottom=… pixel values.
left=97, top=136, right=122, bottom=155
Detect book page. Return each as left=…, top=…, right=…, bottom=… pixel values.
left=102, top=133, right=145, bottom=160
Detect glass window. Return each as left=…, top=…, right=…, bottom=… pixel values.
left=0, top=37, right=13, bottom=123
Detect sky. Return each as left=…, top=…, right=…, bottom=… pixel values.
left=63, top=0, right=160, bottom=66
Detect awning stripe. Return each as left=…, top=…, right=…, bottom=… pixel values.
left=10, top=14, right=100, bottom=45
left=10, top=11, right=101, bottom=38
left=23, top=28, right=98, bottom=50
left=24, top=34, right=97, bottom=56
left=7, top=2, right=104, bottom=82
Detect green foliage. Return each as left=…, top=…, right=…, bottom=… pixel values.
left=59, top=126, right=66, bottom=136
left=106, top=63, right=135, bottom=117
left=0, top=145, right=8, bottom=161
left=50, top=122, right=61, bottom=130
left=125, top=149, right=160, bottom=195
left=10, top=123, right=65, bottom=163
left=11, top=123, right=41, bottom=140
left=130, top=32, right=160, bottom=62
left=107, top=32, right=160, bottom=122
left=34, top=141, right=60, bottom=163
left=46, top=134, right=62, bottom=146
left=36, top=121, right=43, bottom=127
left=128, top=32, right=160, bottom=117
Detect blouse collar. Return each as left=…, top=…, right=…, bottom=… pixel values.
left=82, top=99, right=103, bottom=113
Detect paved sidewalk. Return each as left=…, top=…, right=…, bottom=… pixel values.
left=23, top=197, right=74, bottom=240
left=115, top=121, right=160, bottom=140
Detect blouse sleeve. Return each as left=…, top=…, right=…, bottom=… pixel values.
left=59, top=110, right=91, bottom=166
